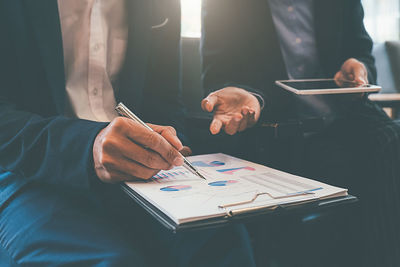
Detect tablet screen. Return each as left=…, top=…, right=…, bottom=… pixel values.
left=279, top=80, right=370, bottom=90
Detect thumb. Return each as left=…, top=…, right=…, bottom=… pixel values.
left=180, top=146, right=192, bottom=157
left=351, top=64, right=367, bottom=85
left=201, top=94, right=219, bottom=113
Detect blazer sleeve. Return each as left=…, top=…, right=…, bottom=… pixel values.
left=343, top=0, right=377, bottom=84
left=0, top=21, right=107, bottom=190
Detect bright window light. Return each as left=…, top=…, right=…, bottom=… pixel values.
left=181, top=0, right=201, bottom=38
left=180, top=0, right=400, bottom=42
left=362, top=0, right=400, bottom=42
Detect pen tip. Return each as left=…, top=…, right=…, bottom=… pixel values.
left=198, top=172, right=207, bottom=180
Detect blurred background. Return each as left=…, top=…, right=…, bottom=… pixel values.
left=180, top=0, right=400, bottom=119
left=181, top=0, right=400, bottom=41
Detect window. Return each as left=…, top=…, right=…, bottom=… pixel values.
left=181, top=0, right=201, bottom=38
left=180, top=0, right=400, bottom=42
left=363, top=0, right=400, bottom=42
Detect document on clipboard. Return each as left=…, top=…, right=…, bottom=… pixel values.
left=122, top=153, right=350, bottom=231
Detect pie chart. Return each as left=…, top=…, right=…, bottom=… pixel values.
left=160, top=185, right=192, bottom=192
left=208, top=180, right=238, bottom=187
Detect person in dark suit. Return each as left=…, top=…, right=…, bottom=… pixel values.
left=201, top=0, right=400, bottom=266
left=0, top=1, right=255, bottom=266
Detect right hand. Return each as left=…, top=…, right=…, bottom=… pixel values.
left=334, top=58, right=368, bottom=87
left=93, top=117, right=185, bottom=183
left=201, top=87, right=261, bottom=135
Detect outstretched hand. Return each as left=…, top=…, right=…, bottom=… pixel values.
left=201, top=87, right=261, bottom=135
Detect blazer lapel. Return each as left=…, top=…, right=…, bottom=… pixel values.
left=116, top=0, right=152, bottom=115
left=263, top=2, right=288, bottom=81
left=23, top=0, right=66, bottom=114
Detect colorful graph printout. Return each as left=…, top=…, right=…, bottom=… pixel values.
left=192, top=161, right=226, bottom=167
left=217, top=167, right=256, bottom=175
left=153, top=171, right=189, bottom=180
left=208, top=180, right=238, bottom=187
left=160, top=185, right=192, bottom=192
left=125, top=153, right=348, bottom=225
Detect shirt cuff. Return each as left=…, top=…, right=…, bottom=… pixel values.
left=250, top=92, right=265, bottom=111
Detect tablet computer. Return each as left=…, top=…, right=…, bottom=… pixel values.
left=275, top=78, right=381, bottom=95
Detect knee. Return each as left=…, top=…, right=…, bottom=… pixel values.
left=166, top=224, right=255, bottom=267
left=371, top=121, right=400, bottom=156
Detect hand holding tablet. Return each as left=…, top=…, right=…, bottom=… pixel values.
left=275, top=78, right=381, bottom=95
left=276, top=58, right=381, bottom=95
left=334, top=58, right=368, bottom=87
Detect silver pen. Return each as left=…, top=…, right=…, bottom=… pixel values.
left=115, top=102, right=207, bottom=180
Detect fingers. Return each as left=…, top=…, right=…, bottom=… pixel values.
left=201, top=93, right=219, bottom=113
left=101, top=167, right=159, bottom=183
left=114, top=137, right=172, bottom=170
left=238, top=108, right=249, bottom=132
left=122, top=120, right=183, bottom=166
left=203, top=87, right=261, bottom=135
left=351, top=64, right=368, bottom=85
left=94, top=167, right=138, bottom=184
left=93, top=117, right=184, bottom=183
left=210, top=107, right=257, bottom=135
left=210, top=118, right=223, bottom=135
left=149, top=124, right=183, bottom=151
left=211, top=111, right=253, bottom=136
left=225, top=114, right=242, bottom=135
left=334, top=71, right=344, bottom=87
left=240, top=106, right=257, bottom=131
left=95, top=152, right=160, bottom=182
left=180, top=146, right=192, bottom=157
left=336, top=58, right=368, bottom=87
left=109, top=159, right=160, bottom=181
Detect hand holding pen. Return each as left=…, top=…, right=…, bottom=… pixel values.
left=92, top=104, right=199, bottom=183
left=115, top=103, right=206, bottom=180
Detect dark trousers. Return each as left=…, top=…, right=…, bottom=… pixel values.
left=0, top=180, right=255, bottom=266
left=237, top=99, right=400, bottom=267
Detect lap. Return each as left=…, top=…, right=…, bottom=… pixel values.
left=298, top=101, right=400, bottom=266
left=302, top=100, right=400, bottom=188
left=0, top=182, right=146, bottom=266
left=242, top=100, right=400, bottom=266
left=0, top=181, right=255, bottom=267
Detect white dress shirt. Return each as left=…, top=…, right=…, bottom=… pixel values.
left=58, top=0, right=128, bottom=122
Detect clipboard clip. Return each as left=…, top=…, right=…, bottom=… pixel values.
left=219, top=191, right=316, bottom=210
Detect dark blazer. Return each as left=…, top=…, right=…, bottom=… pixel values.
left=0, top=0, right=183, bottom=206
left=201, top=0, right=376, bottom=121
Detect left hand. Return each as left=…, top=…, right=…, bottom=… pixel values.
left=334, top=58, right=368, bottom=87
left=201, top=87, right=261, bottom=135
